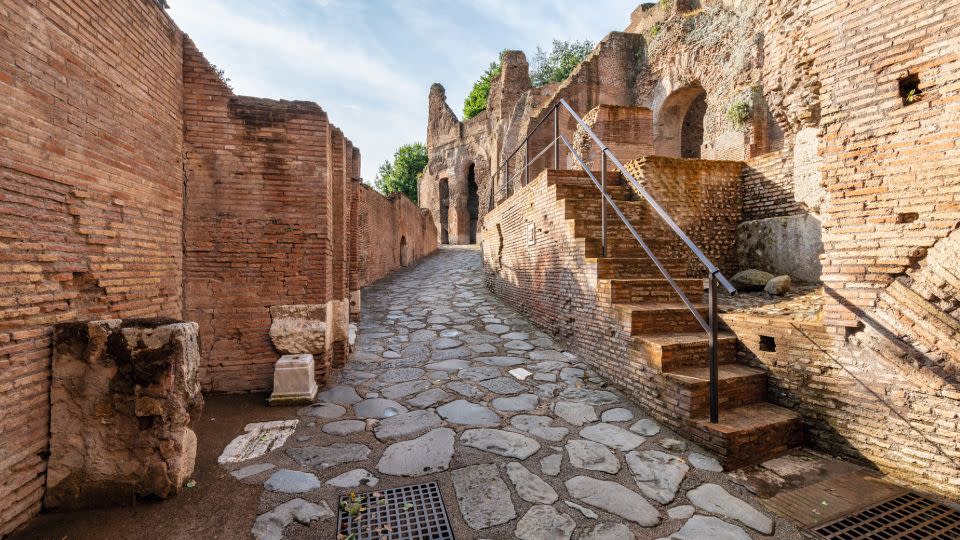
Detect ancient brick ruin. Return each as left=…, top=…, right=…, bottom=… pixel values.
left=2, top=0, right=959, bottom=537
left=423, top=0, right=960, bottom=503
left=0, top=1, right=435, bottom=534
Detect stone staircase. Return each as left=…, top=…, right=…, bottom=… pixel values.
left=546, top=168, right=803, bottom=468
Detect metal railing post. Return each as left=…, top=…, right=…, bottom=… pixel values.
left=553, top=105, right=559, bottom=169
left=708, top=273, right=719, bottom=424
left=505, top=158, right=510, bottom=197
left=601, top=151, right=607, bottom=258
left=524, top=139, right=530, bottom=186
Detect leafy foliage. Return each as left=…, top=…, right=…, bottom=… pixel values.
left=726, top=96, right=752, bottom=130
left=374, top=143, right=428, bottom=203
left=463, top=52, right=506, bottom=120
left=529, top=40, right=593, bottom=88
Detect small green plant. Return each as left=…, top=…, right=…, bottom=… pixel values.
left=650, top=22, right=662, bottom=38
left=659, top=0, right=670, bottom=9
left=340, top=492, right=366, bottom=519
left=726, top=96, right=751, bottom=130
left=905, top=88, right=921, bottom=103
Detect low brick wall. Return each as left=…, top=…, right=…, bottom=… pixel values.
left=358, top=186, right=438, bottom=286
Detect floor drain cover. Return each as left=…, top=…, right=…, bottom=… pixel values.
left=336, top=481, right=454, bottom=539
left=811, top=492, right=960, bottom=539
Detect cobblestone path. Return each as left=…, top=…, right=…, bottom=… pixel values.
left=227, top=246, right=800, bottom=539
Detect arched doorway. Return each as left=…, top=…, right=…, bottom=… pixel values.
left=467, top=164, right=479, bottom=244
left=399, top=235, right=410, bottom=266
left=654, top=83, right=708, bottom=158
left=439, top=178, right=449, bottom=244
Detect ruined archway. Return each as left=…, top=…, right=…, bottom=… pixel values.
left=467, top=163, right=479, bottom=244
left=439, top=178, right=449, bottom=244
left=654, top=83, right=707, bottom=158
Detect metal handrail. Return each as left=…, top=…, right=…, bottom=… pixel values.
left=489, top=98, right=737, bottom=424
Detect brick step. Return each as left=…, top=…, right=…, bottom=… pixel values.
left=630, top=331, right=737, bottom=371
left=562, top=203, right=649, bottom=225
left=553, top=183, right=633, bottom=202
left=569, top=218, right=676, bottom=240
left=599, top=278, right=704, bottom=304
left=686, top=402, right=804, bottom=469
left=582, top=238, right=677, bottom=259
left=616, top=303, right=710, bottom=335
left=664, top=365, right=768, bottom=419
left=545, top=169, right=623, bottom=185
left=592, top=257, right=687, bottom=279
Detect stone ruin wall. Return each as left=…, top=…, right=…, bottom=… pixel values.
left=460, top=0, right=960, bottom=498
left=0, top=1, right=437, bottom=534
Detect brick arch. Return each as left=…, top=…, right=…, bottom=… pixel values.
left=653, top=82, right=707, bottom=158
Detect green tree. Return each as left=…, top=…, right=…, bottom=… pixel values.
left=463, top=51, right=507, bottom=120
left=529, top=39, right=594, bottom=88
left=374, top=142, right=428, bottom=203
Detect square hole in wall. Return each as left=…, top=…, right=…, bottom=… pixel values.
left=759, top=335, right=776, bottom=352
left=896, top=211, right=919, bottom=224
left=898, top=73, right=923, bottom=106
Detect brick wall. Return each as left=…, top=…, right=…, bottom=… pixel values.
left=0, top=1, right=184, bottom=534
left=182, top=38, right=352, bottom=392
left=624, top=157, right=743, bottom=277
left=358, top=186, right=438, bottom=286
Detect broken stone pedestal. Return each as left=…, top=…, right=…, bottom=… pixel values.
left=268, top=354, right=319, bottom=405
left=46, top=318, right=203, bottom=509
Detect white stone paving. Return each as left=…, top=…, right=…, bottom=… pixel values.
left=218, top=247, right=793, bottom=538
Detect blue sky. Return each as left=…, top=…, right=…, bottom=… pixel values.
left=168, top=0, right=637, bottom=181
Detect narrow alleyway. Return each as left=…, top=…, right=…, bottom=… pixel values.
left=230, top=246, right=802, bottom=539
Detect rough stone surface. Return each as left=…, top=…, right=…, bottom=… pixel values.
left=492, top=393, right=539, bottom=412
left=373, top=409, right=442, bottom=441
left=559, top=388, right=619, bottom=405
left=626, top=450, right=689, bottom=504
left=765, top=274, right=792, bottom=295
left=437, top=399, right=500, bottom=426
left=263, top=469, right=322, bottom=494
left=565, top=476, right=660, bottom=526
left=269, top=305, right=327, bottom=355
left=505, top=462, right=558, bottom=503
left=452, top=464, right=517, bottom=530
left=406, top=388, right=450, bottom=408
left=667, top=505, right=696, bottom=519
left=565, top=500, right=598, bottom=519
left=566, top=440, right=620, bottom=474
left=541, top=453, right=562, bottom=476
left=514, top=504, right=576, bottom=540
left=325, top=469, right=379, bottom=488
left=461, top=429, right=541, bottom=459
left=577, top=523, right=635, bottom=540
left=315, top=385, right=362, bottom=405
left=376, top=428, right=455, bottom=477
left=354, top=398, right=408, bottom=419
left=299, top=403, right=346, bottom=419
left=46, top=320, right=203, bottom=509
left=687, top=483, right=774, bottom=534
left=381, top=379, right=431, bottom=400
left=689, top=452, right=724, bottom=472
left=629, top=418, right=661, bottom=436
left=554, top=401, right=598, bottom=426
left=251, top=498, right=333, bottom=540
left=480, top=376, right=527, bottom=394
left=580, top=422, right=645, bottom=451
left=322, top=420, right=366, bottom=436
left=458, top=366, right=501, bottom=381
left=667, top=515, right=752, bottom=540
left=286, top=443, right=370, bottom=470
left=730, top=269, right=776, bottom=292
left=510, top=415, right=569, bottom=441
left=230, top=463, right=276, bottom=480
left=600, top=408, right=634, bottom=422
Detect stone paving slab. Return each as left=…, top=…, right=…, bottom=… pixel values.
left=216, top=248, right=796, bottom=539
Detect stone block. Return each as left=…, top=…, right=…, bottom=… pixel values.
left=269, top=304, right=327, bottom=355
left=46, top=318, right=203, bottom=510
left=269, top=354, right=319, bottom=405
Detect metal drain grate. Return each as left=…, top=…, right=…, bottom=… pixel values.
left=811, top=492, right=960, bottom=539
left=336, top=481, right=454, bottom=539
